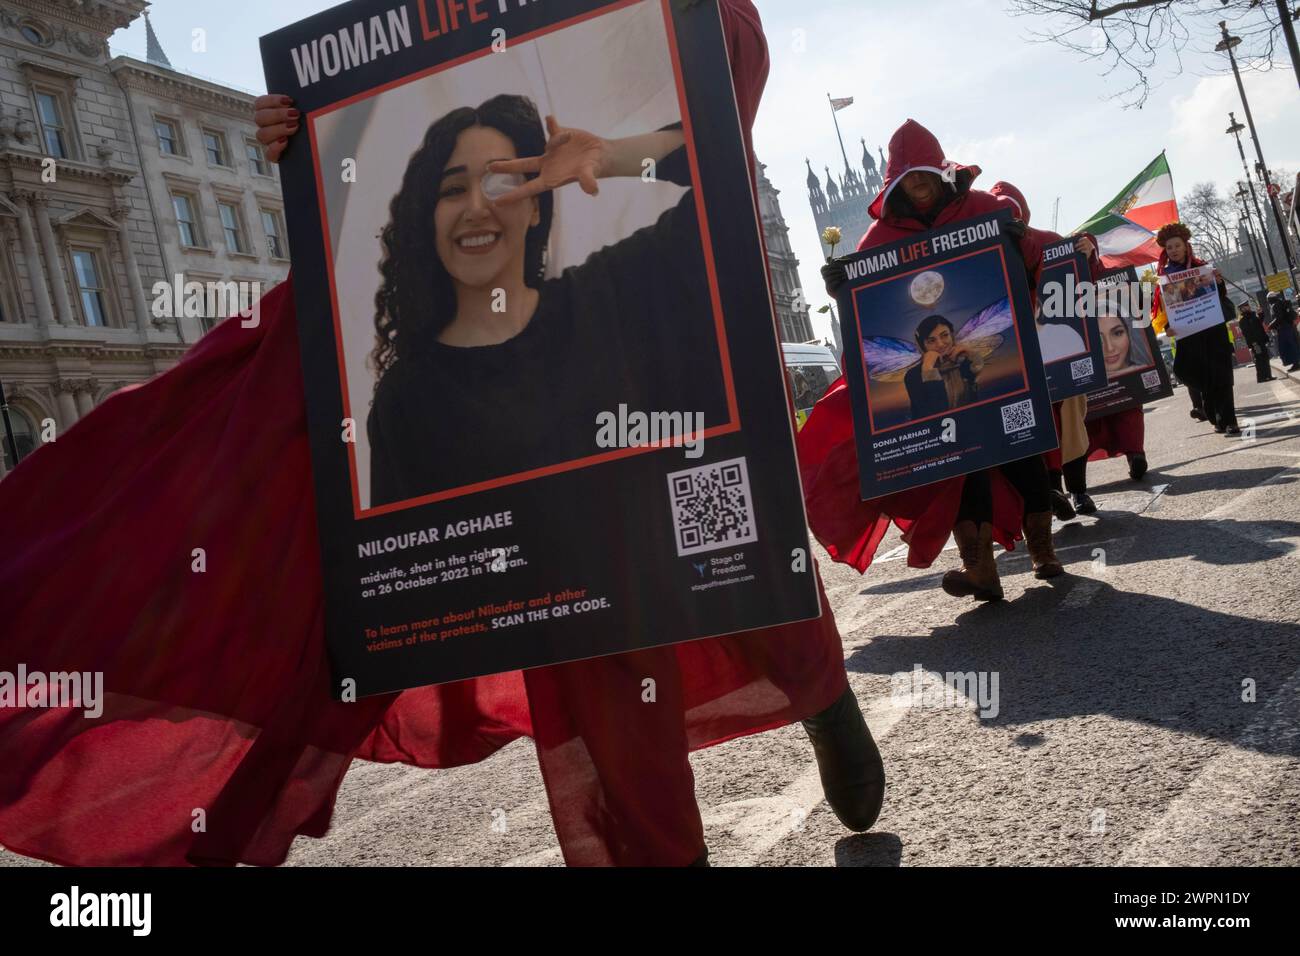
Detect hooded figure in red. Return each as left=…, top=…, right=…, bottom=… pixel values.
left=798, top=121, right=1063, bottom=597
left=989, top=181, right=1103, bottom=515
left=0, top=0, right=883, bottom=868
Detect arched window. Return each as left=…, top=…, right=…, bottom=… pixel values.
left=20, top=25, right=46, bottom=45
left=2, top=406, right=37, bottom=471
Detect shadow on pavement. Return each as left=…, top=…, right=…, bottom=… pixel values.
left=1086, top=462, right=1298, bottom=497
left=834, top=831, right=903, bottom=868
left=844, top=577, right=1300, bottom=757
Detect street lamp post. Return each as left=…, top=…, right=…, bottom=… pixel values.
left=1217, top=21, right=1299, bottom=291
left=1236, top=184, right=1268, bottom=292
left=1227, top=114, right=1280, bottom=275
left=816, top=302, right=842, bottom=358
left=1278, top=0, right=1300, bottom=90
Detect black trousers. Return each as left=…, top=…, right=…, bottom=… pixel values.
left=958, top=456, right=1052, bottom=525
left=1201, top=354, right=1239, bottom=429
left=1250, top=344, right=1273, bottom=382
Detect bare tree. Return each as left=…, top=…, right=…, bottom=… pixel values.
left=1180, top=181, right=1238, bottom=260
left=1006, top=1, right=1293, bottom=107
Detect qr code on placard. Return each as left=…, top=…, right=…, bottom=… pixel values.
left=1001, top=399, right=1036, bottom=435
left=1070, top=357, right=1094, bottom=381
left=667, top=457, right=758, bottom=557
left=1141, top=369, right=1162, bottom=389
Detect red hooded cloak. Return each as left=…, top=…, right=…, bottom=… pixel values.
left=796, top=121, right=1048, bottom=572
left=0, top=0, right=847, bottom=868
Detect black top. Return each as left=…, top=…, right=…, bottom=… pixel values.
left=903, top=359, right=976, bottom=421
left=367, top=146, right=728, bottom=506
left=1238, top=309, right=1268, bottom=348
left=1269, top=297, right=1297, bottom=331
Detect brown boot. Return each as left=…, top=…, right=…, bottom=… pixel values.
left=941, top=521, right=1004, bottom=601
left=1023, top=511, right=1064, bottom=579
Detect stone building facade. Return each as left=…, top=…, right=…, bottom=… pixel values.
left=755, top=158, right=813, bottom=344
left=0, top=0, right=288, bottom=478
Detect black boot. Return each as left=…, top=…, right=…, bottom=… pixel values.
left=801, top=686, right=885, bottom=833
left=1049, top=488, right=1076, bottom=522
left=1127, top=453, right=1148, bottom=481
left=1072, top=492, right=1097, bottom=515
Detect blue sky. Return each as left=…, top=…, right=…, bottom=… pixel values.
left=116, top=0, right=1300, bottom=340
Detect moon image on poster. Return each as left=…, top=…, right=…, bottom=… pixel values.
left=910, top=270, right=945, bottom=307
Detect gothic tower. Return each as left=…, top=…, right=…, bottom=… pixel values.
left=755, top=159, right=813, bottom=343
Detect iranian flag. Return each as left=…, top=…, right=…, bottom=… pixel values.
left=1077, top=153, right=1178, bottom=269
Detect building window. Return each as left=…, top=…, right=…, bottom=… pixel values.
left=261, top=208, right=286, bottom=259
left=1, top=407, right=37, bottom=471
left=202, top=129, right=229, bottom=167
left=246, top=139, right=269, bottom=177
left=71, top=248, right=110, bottom=327
left=172, top=192, right=204, bottom=248
left=155, top=117, right=182, bottom=156
left=218, top=201, right=249, bottom=255
left=34, top=90, right=71, bottom=159
left=20, top=25, right=45, bottom=45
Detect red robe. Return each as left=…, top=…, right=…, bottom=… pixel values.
left=0, top=0, right=846, bottom=868
left=989, top=180, right=1105, bottom=473
left=797, top=121, right=1047, bottom=571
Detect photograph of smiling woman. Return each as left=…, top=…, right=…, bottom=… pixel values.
left=363, top=93, right=729, bottom=508
left=1098, top=307, right=1152, bottom=379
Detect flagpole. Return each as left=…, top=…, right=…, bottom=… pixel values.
left=1227, top=113, right=1281, bottom=275
left=827, top=94, right=851, bottom=175
left=1218, top=21, right=1298, bottom=289
left=1236, top=183, right=1268, bottom=293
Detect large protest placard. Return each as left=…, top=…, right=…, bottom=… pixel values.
left=1085, top=266, right=1173, bottom=421
left=1035, top=237, right=1105, bottom=402
left=1158, top=263, right=1226, bottom=338
left=260, top=0, right=820, bottom=695
left=835, top=208, right=1058, bottom=499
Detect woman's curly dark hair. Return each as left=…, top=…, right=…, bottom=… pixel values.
left=371, top=94, right=554, bottom=378
left=1155, top=221, right=1192, bottom=248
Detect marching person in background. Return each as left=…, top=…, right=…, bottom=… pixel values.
left=988, top=181, right=1098, bottom=520
left=1080, top=302, right=1154, bottom=494
left=802, top=120, right=1065, bottom=607
left=1267, top=290, right=1300, bottom=372
left=1154, top=222, right=1239, bottom=436
left=1237, top=299, right=1276, bottom=383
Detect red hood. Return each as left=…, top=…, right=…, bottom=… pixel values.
left=868, top=119, right=981, bottom=220
left=989, top=181, right=1030, bottom=225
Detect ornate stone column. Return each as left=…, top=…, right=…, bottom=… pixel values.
left=74, top=380, right=97, bottom=418
left=31, top=196, right=75, bottom=325
left=12, top=195, right=56, bottom=328
left=54, top=380, right=79, bottom=428
left=111, top=205, right=153, bottom=334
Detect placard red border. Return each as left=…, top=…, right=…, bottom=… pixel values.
left=308, top=0, right=741, bottom=520
left=849, top=245, right=1034, bottom=436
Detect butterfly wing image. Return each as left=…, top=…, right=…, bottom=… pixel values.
left=956, top=296, right=1013, bottom=362
left=862, top=336, right=922, bottom=383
